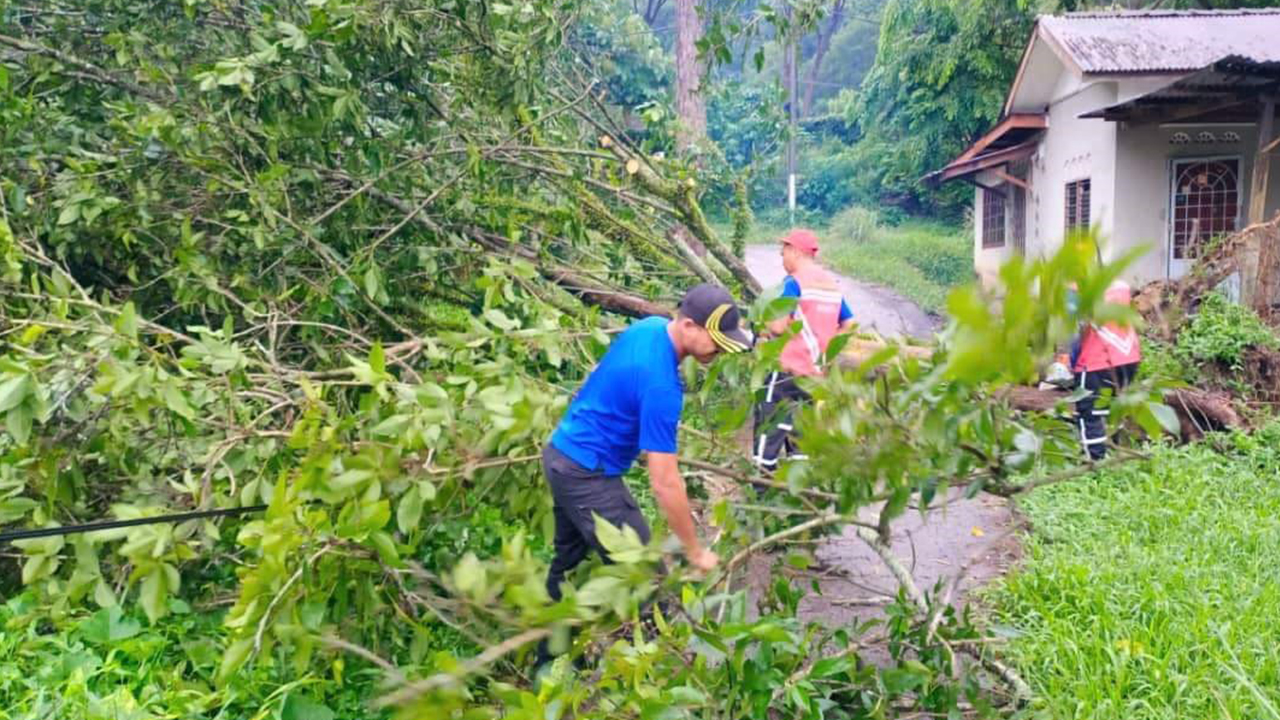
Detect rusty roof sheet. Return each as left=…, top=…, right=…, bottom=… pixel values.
left=1041, top=10, right=1280, bottom=74
left=1081, top=56, right=1280, bottom=123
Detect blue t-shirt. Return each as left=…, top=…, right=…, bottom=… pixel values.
left=550, top=316, right=683, bottom=476
left=781, top=276, right=853, bottom=322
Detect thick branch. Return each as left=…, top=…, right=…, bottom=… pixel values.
left=364, top=186, right=670, bottom=319
left=0, top=32, right=166, bottom=101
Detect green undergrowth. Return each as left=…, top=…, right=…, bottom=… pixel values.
left=0, top=501, right=551, bottom=720
left=986, top=424, right=1280, bottom=719
left=821, top=212, right=969, bottom=315
left=723, top=206, right=968, bottom=315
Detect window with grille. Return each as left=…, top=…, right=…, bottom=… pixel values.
left=1008, top=161, right=1028, bottom=254
left=1172, top=159, right=1239, bottom=260
left=1012, top=185, right=1027, bottom=254
left=1065, top=179, right=1091, bottom=232
left=982, top=188, right=1005, bottom=248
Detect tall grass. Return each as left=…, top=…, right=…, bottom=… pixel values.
left=717, top=205, right=970, bottom=315
left=984, top=426, right=1280, bottom=718
left=821, top=208, right=970, bottom=314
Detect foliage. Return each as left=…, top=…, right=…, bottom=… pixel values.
left=845, top=0, right=1038, bottom=217
left=0, top=1, right=1187, bottom=718
left=574, top=0, right=674, bottom=112
left=707, top=80, right=787, bottom=169
left=800, top=7, right=882, bottom=115
left=1173, top=292, right=1280, bottom=372
left=986, top=423, right=1280, bottom=718
left=1134, top=338, right=1190, bottom=385
left=827, top=205, right=882, bottom=244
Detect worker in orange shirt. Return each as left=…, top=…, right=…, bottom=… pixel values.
left=753, top=229, right=856, bottom=472
left=1070, top=279, right=1142, bottom=460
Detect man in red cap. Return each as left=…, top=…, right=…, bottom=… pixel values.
left=753, top=229, right=855, bottom=472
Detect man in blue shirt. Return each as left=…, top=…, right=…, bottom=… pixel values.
left=542, top=284, right=752, bottom=607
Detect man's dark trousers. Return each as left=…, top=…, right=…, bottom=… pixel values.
left=537, top=444, right=653, bottom=668
left=1076, top=362, right=1139, bottom=460
left=753, top=371, right=810, bottom=472
left=542, top=444, right=651, bottom=602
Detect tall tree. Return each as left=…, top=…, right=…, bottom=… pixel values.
left=636, top=0, right=670, bottom=24
left=801, top=0, right=845, bottom=116
left=674, top=0, right=707, bottom=150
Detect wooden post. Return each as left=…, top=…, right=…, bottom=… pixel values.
left=1242, top=98, right=1276, bottom=306
left=1248, top=98, right=1275, bottom=225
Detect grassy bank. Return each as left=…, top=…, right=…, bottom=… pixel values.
left=820, top=213, right=970, bottom=315
left=985, top=427, right=1280, bottom=718
left=722, top=207, right=970, bottom=315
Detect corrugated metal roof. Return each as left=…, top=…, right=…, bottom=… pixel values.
left=1080, top=56, right=1280, bottom=123
left=1041, top=10, right=1280, bottom=74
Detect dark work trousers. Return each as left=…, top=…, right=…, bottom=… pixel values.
left=537, top=444, right=654, bottom=667
left=1076, top=362, right=1139, bottom=461
left=752, top=371, right=810, bottom=473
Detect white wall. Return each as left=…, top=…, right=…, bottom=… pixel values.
left=1115, top=121, right=1280, bottom=284
left=1028, top=81, right=1119, bottom=259
left=973, top=170, right=1016, bottom=285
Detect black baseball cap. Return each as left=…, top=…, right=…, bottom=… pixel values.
left=678, top=284, right=753, bottom=353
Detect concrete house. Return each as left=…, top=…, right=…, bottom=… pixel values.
left=927, top=10, right=1280, bottom=300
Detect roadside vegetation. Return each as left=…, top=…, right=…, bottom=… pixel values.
left=733, top=206, right=970, bottom=315
left=987, top=423, right=1280, bottom=718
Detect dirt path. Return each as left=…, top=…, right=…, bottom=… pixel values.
left=741, top=247, right=1020, bottom=635
left=744, top=245, right=939, bottom=339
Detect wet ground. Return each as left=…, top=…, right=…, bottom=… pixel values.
left=739, top=248, right=1020, bottom=632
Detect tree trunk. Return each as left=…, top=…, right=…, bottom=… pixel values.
left=674, top=0, right=706, bottom=152
left=640, top=0, right=668, bottom=26
left=801, top=0, right=845, bottom=117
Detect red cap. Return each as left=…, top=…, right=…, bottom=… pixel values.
left=781, top=228, right=820, bottom=255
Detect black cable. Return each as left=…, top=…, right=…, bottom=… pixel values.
left=0, top=504, right=268, bottom=544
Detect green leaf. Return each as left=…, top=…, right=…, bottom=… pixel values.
left=592, top=513, right=648, bottom=563
left=0, top=373, right=32, bottom=413
left=282, top=694, right=335, bottom=720
left=162, top=383, right=194, bottom=419
left=218, top=638, right=253, bottom=682
left=396, top=484, right=424, bottom=533
left=7, top=402, right=34, bottom=446
left=1149, top=401, right=1180, bottom=436
left=453, top=553, right=484, bottom=595
left=363, top=265, right=381, bottom=300
left=81, top=607, right=143, bottom=644
left=370, top=414, right=410, bottom=437
left=667, top=686, right=707, bottom=705
left=369, top=341, right=385, bottom=375
left=370, top=530, right=401, bottom=566
left=57, top=203, right=80, bottom=226
left=115, top=301, right=139, bottom=340
left=139, top=568, right=168, bottom=623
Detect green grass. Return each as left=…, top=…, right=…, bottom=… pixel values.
left=985, top=426, right=1280, bottom=719
left=715, top=206, right=969, bottom=315
left=820, top=213, right=969, bottom=315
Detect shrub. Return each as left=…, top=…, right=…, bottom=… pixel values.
left=828, top=206, right=880, bottom=244
left=1174, top=292, right=1280, bottom=371
left=822, top=213, right=969, bottom=314
left=1137, top=338, right=1192, bottom=384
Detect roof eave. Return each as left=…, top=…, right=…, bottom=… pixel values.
left=923, top=139, right=1042, bottom=187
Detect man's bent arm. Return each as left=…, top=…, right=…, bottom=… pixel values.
left=646, top=451, right=703, bottom=558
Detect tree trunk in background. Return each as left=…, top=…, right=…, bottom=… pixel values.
left=802, top=0, right=845, bottom=117
left=639, top=0, right=668, bottom=26
left=674, top=0, right=708, bottom=257
left=674, top=0, right=706, bottom=151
